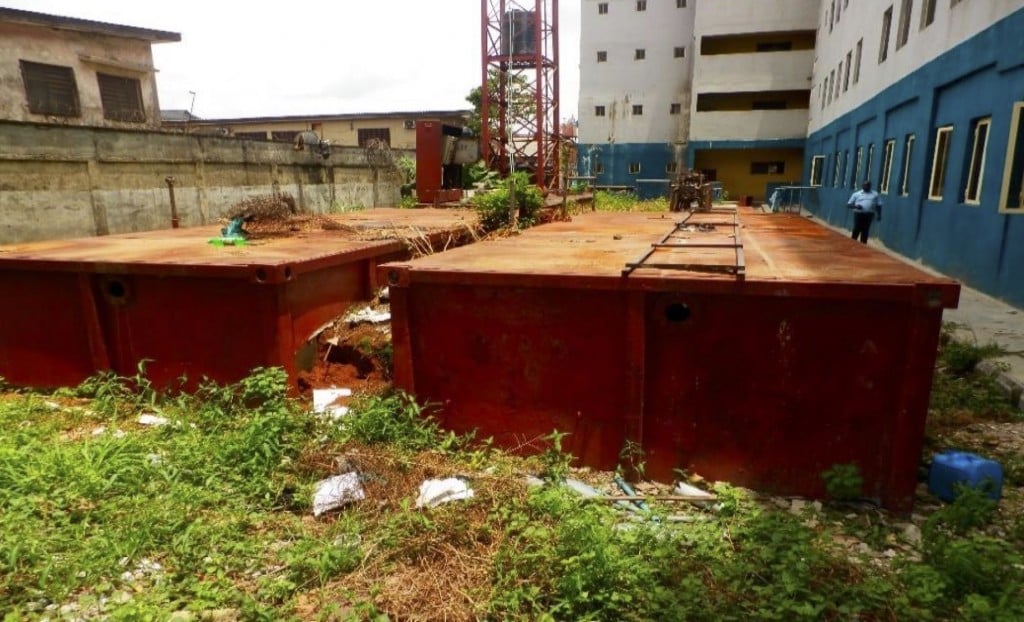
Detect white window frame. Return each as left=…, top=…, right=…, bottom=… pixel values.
left=928, top=126, right=953, bottom=201
left=843, top=51, right=852, bottom=92
left=999, top=102, right=1024, bottom=213
left=834, top=151, right=844, bottom=188
left=920, top=0, right=937, bottom=29
left=963, top=117, right=990, bottom=205
left=853, top=39, right=863, bottom=84
left=880, top=6, right=893, bottom=63
left=896, top=0, right=913, bottom=50
left=810, top=155, right=825, bottom=187
left=900, top=134, right=915, bottom=196
left=853, top=146, right=863, bottom=188
left=880, top=139, right=895, bottom=194
left=866, top=144, right=875, bottom=186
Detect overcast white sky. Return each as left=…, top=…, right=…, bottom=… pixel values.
left=5, top=0, right=581, bottom=121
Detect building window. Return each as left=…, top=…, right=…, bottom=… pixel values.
left=810, top=155, right=825, bottom=186
left=756, top=41, right=793, bottom=52
left=853, top=39, right=863, bottom=84
left=843, top=51, right=852, bottom=91
left=963, top=117, right=990, bottom=204
left=595, top=105, right=606, bottom=117
left=598, top=2, right=608, bottom=14
left=632, top=104, right=643, bottom=115
left=751, top=161, right=785, bottom=175
left=271, top=131, right=299, bottom=142
left=900, top=134, right=915, bottom=195
left=821, top=77, right=828, bottom=109
left=752, top=100, right=787, bottom=110
left=880, top=6, right=893, bottom=63
left=670, top=103, right=681, bottom=115
left=853, top=146, right=863, bottom=187
left=928, top=126, right=953, bottom=200
left=636, top=1, right=647, bottom=11
left=677, top=0, right=687, bottom=7
left=635, top=49, right=646, bottom=60
left=836, top=0, right=842, bottom=21
left=951, top=0, right=965, bottom=7
left=880, top=140, right=896, bottom=193
left=629, top=162, right=641, bottom=174
left=835, top=63, right=842, bottom=100
left=828, top=70, right=835, bottom=104
left=896, top=0, right=913, bottom=50
left=833, top=151, right=842, bottom=187
left=593, top=162, right=604, bottom=174
left=921, top=0, right=937, bottom=28
left=866, top=144, right=875, bottom=185
left=666, top=161, right=678, bottom=174
left=19, top=60, right=80, bottom=117
left=97, top=73, right=145, bottom=122
left=357, top=127, right=391, bottom=147
left=674, top=46, right=685, bottom=58
left=829, top=0, right=835, bottom=33
left=235, top=131, right=268, bottom=140
left=1000, top=102, right=1024, bottom=210
left=597, top=50, right=607, bottom=62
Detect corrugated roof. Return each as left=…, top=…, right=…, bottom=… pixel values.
left=172, top=110, right=473, bottom=125
left=0, top=7, right=180, bottom=43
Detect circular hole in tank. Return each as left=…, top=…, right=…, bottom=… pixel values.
left=665, top=303, right=691, bottom=323
left=107, top=280, right=127, bottom=300
left=284, top=266, right=294, bottom=280
left=255, top=268, right=268, bottom=282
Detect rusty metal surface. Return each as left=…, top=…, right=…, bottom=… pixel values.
left=0, top=208, right=477, bottom=272
left=0, top=208, right=477, bottom=391
left=384, top=210, right=961, bottom=512
left=384, top=210, right=959, bottom=301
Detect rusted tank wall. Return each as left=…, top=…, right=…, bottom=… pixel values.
left=383, top=211, right=960, bottom=512
left=0, top=121, right=402, bottom=244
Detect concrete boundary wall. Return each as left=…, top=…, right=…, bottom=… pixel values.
left=0, top=121, right=405, bottom=244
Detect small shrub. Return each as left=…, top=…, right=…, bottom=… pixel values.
left=822, top=463, right=863, bottom=501
left=473, top=171, right=542, bottom=230
left=344, top=392, right=457, bottom=452
left=925, top=483, right=997, bottom=536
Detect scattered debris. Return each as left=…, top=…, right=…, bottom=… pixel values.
left=344, top=307, right=392, bottom=326
left=312, top=388, right=353, bottom=419
left=312, top=472, right=365, bottom=517
left=138, top=413, right=169, bottom=426
left=674, top=481, right=716, bottom=500
left=415, top=477, right=475, bottom=508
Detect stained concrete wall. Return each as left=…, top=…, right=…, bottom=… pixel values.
left=0, top=121, right=403, bottom=244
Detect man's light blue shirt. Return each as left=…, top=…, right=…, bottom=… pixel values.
left=848, top=190, right=882, bottom=215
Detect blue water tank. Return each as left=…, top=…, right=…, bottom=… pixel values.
left=928, top=451, right=1003, bottom=502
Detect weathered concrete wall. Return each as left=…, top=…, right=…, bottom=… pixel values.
left=0, top=121, right=403, bottom=244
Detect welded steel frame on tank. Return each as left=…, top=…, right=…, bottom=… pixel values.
left=480, top=0, right=561, bottom=189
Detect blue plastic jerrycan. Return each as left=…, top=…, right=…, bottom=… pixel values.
left=928, top=451, right=1003, bottom=502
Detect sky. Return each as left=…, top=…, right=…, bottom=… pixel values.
left=5, top=0, right=582, bottom=122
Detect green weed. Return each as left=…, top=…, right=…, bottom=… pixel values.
left=821, top=463, right=863, bottom=501
left=594, top=190, right=669, bottom=212
left=472, top=171, right=542, bottom=230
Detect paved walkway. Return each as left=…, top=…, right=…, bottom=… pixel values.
left=803, top=211, right=1024, bottom=410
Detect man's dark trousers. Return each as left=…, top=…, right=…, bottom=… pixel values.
left=851, top=211, right=875, bottom=244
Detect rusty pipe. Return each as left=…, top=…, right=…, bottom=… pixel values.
left=165, top=176, right=179, bottom=229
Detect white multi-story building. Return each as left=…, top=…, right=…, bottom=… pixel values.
left=577, top=0, right=695, bottom=194
left=578, top=0, right=1024, bottom=306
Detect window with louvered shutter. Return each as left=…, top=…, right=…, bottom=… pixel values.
left=357, top=128, right=391, bottom=147
left=98, top=73, right=145, bottom=122
left=20, top=60, right=81, bottom=117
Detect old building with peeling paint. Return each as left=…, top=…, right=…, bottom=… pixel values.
left=0, top=7, right=179, bottom=129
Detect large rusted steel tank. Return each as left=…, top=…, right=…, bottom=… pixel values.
left=0, top=208, right=476, bottom=391
left=381, top=209, right=959, bottom=511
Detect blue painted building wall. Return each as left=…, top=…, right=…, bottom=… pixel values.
left=576, top=142, right=676, bottom=198
left=804, top=9, right=1024, bottom=307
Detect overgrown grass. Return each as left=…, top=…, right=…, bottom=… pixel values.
left=1, top=367, right=1023, bottom=619
left=593, top=190, right=670, bottom=212
left=929, top=323, right=1020, bottom=426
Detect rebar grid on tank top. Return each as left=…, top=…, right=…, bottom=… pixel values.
left=622, top=208, right=746, bottom=280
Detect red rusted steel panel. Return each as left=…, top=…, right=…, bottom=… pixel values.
left=381, top=210, right=960, bottom=511
left=0, top=208, right=476, bottom=391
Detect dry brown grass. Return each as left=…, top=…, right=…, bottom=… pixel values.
left=293, top=443, right=530, bottom=620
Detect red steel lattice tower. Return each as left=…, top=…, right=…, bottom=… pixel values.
left=481, top=0, right=560, bottom=189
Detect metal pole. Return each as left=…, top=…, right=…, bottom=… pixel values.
left=165, top=176, right=179, bottom=228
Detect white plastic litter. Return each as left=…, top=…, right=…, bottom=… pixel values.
left=415, top=478, right=475, bottom=508
left=673, top=481, right=716, bottom=500
left=313, top=388, right=353, bottom=418
left=312, top=472, right=365, bottom=517
left=137, top=414, right=168, bottom=426
left=344, top=307, right=391, bottom=325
